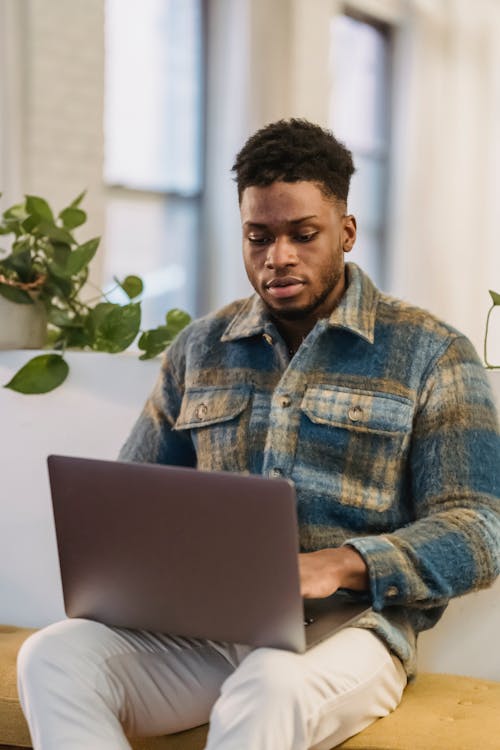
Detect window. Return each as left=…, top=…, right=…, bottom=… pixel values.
left=103, top=0, right=203, bottom=327
left=329, top=12, right=392, bottom=286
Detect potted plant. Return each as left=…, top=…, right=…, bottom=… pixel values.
left=0, top=193, right=191, bottom=393
left=484, top=290, right=500, bottom=370
left=484, top=289, right=500, bottom=410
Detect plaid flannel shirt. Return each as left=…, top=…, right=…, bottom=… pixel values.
left=120, top=263, right=500, bottom=677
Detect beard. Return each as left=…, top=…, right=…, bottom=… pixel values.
left=267, top=265, right=344, bottom=322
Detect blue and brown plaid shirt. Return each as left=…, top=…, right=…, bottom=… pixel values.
left=120, top=263, right=500, bottom=677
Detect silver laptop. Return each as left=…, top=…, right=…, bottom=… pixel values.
left=47, top=455, right=370, bottom=653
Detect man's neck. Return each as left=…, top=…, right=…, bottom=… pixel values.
left=272, top=317, right=316, bottom=357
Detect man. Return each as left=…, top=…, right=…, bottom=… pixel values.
left=18, top=119, right=500, bottom=750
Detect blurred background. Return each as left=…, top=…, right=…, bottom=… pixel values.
left=1, top=0, right=499, bottom=362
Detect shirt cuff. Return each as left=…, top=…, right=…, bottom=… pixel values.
left=343, top=535, right=409, bottom=611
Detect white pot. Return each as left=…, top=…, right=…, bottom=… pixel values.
left=487, top=369, right=500, bottom=408
left=0, top=294, right=47, bottom=349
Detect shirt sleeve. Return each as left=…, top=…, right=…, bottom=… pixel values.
left=345, top=335, right=500, bottom=612
left=118, top=337, right=197, bottom=468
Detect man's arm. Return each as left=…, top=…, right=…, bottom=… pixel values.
left=119, top=339, right=196, bottom=467
left=301, top=335, right=500, bottom=608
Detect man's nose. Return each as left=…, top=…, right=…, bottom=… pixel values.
left=264, top=237, right=298, bottom=269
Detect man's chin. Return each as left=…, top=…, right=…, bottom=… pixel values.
left=265, top=300, right=318, bottom=321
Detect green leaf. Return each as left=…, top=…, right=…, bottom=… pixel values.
left=8, top=248, right=32, bottom=279
left=85, top=302, right=115, bottom=334
left=25, top=195, right=54, bottom=223
left=137, top=326, right=173, bottom=360
left=69, top=190, right=87, bottom=208
left=52, top=243, right=71, bottom=268
left=66, top=238, right=99, bottom=276
left=137, top=309, right=191, bottom=360
left=89, top=302, right=141, bottom=353
left=116, top=274, right=143, bottom=299
left=3, top=354, right=69, bottom=394
left=22, top=214, right=42, bottom=233
left=47, top=238, right=97, bottom=280
left=36, top=221, right=75, bottom=245
left=489, top=290, right=500, bottom=306
left=43, top=273, right=73, bottom=299
left=48, top=260, right=71, bottom=281
left=12, top=238, right=31, bottom=255
left=165, top=308, right=191, bottom=333
left=65, top=327, right=92, bottom=348
left=48, top=308, right=77, bottom=328
left=0, top=283, right=34, bottom=304
left=3, top=203, right=27, bottom=221
left=59, top=207, right=87, bottom=229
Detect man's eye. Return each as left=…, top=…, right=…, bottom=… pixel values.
left=295, top=232, right=317, bottom=243
left=248, top=236, right=270, bottom=245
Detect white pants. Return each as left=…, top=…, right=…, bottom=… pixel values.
left=17, top=619, right=407, bottom=750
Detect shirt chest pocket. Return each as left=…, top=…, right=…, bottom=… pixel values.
left=301, top=386, right=413, bottom=436
left=299, top=385, right=414, bottom=512
left=174, top=386, right=252, bottom=472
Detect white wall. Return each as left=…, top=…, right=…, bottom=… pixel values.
left=0, top=351, right=158, bottom=627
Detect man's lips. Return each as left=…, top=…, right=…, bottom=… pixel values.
left=265, top=277, right=305, bottom=299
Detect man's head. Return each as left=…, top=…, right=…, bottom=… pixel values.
left=232, top=120, right=357, bottom=337
left=231, top=118, right=355, bottom=206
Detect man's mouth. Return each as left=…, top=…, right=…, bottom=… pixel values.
left=265, top=277, right=305, bottom=299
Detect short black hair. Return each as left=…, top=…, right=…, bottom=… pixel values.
left=231, top=118, right=355, bottom=204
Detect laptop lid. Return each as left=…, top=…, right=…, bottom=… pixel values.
left=48, top=455, right=370, bottom=653
left=48, top=455, right=307, bottom=651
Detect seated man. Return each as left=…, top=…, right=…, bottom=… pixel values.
left=18, top=119, right=500, bottom=750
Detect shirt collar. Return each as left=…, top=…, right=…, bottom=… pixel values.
left=220, top=263, right=378, bottom=345
left=327, top=263, right=378, bottom=344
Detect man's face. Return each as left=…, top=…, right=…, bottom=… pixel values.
left=240, top=180, right=356, bottom=323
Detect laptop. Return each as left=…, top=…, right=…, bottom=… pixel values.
left=47, top=455, right=370, bottom=653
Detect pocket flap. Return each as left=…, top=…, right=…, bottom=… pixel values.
left=175, top=387, right=252, bottom=430
left=301, top=385, right=413, bottom=435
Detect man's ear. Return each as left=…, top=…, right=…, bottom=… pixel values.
left=343, top=215, right=357, bottom=253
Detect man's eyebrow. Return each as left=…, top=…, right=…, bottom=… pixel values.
left=243, top=215, right=318, bottom=228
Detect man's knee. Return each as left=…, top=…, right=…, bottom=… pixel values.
left=17, top=618, right=108, bottom=690
left=222, top=647, right=305, bottom=703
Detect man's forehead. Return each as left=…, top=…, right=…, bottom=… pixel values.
left=240, top=181, right=335, bottom=224
left=243, top=215, right=318, bottom=228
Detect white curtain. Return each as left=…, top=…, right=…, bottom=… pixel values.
left=202, top=0, right=295, bottom=313
left=387, top=0, right=500, bottom=360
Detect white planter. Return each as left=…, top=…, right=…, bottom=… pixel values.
left=487, top=369, right=500, bottom=407
left=0, top=295, right=47, bottom=349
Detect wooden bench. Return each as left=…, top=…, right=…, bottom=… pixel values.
left=2, top=625, right=499, bottom=750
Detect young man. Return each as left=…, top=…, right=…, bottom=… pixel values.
left=18, top=120, right=500, bottom=750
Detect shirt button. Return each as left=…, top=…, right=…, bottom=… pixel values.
left=270, top=468, right=283, bottom=478
left=348, top=406, right=363, bottom=422
left=194, top=403, right=208, bottom=420
left=263, top=333, right=273, bottom=345
left=279, top=395, right=292, bottom=408
left=386, top=586, right=399, bottom=598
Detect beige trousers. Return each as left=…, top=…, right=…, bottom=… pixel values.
left=17, top=619, right=407, bottom=750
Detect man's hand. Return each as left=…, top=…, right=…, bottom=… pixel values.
left=298, top=546, right=369, bottom=598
